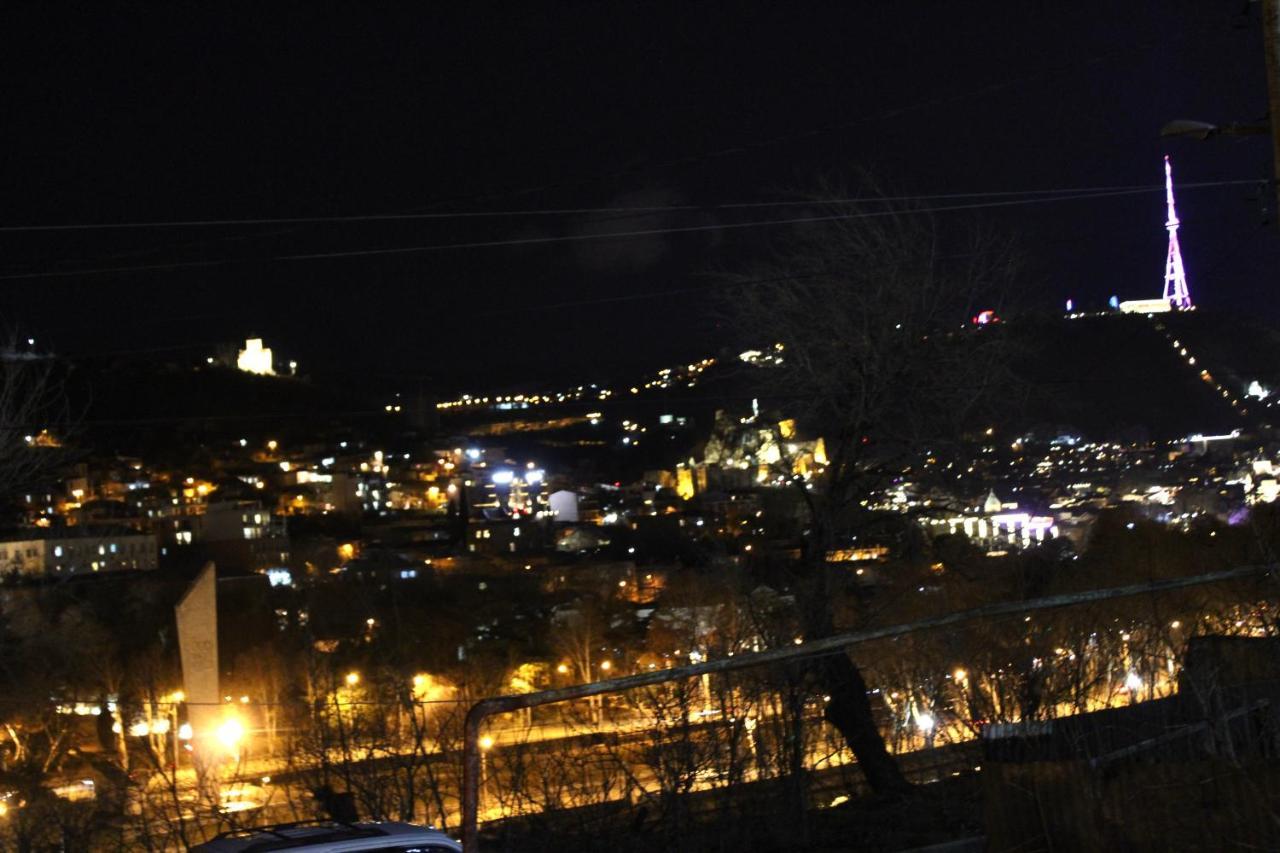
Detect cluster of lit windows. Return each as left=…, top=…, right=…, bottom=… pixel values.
left=0, top=536, right=157, bottom=575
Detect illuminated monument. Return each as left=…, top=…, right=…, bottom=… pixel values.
left=236, top=337, right=275, bottom=375
left=1119, top=155, right=1194, bottom=314
left=1160, top=154, right=1192, bottom=308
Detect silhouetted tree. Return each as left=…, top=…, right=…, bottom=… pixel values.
left=0, top=336, right=71, bottom=511
left=723, top=181, right=1022, bottom=794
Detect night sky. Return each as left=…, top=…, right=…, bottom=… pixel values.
left=3, top=3, right=1278, bottom=392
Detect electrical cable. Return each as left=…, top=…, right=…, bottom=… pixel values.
left=0, top=180, right=1258, bottom=282
left=275, top=184, right=1258, bottom=261
left=0, top=182, right=1241, bottom=233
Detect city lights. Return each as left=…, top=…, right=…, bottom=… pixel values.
left=8, top=15, right=1280, bottom=848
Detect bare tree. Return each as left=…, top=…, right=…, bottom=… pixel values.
left=722, top=183, right=1022, bottom=794
left=551, top=597, right=612, bottom=725
left=0, top=336, right=70, bottom=511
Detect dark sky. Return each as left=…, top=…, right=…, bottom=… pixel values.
left=2, top=3, right=1277, bottom=392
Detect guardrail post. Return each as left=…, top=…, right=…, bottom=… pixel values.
left=461, top=702, right=485, bottom=853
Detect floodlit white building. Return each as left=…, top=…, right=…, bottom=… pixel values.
left=924, top=489, right=1058, bottom=551
left=1118, top=298, right=1173, bottom=315
left=237, top=337, right=275, bottom=375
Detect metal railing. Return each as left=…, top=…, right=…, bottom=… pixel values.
left=460, top=563, right=1272, bottom=850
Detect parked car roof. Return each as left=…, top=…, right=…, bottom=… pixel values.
left=190, top=819, right=461, bottom=853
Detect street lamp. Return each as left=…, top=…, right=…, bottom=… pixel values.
left=1161, top=117, right=1277, bottom=227
left=1161, top=119, right=1268, bottom=141
left=216, top=717, right=245, bottom=757
left=915, top=711, right=937, bottom=749
left=478, top=734, right=494, bottom=781
left=1161, top=3, right=1280, bottom=229
left=689, top=650, right=712, bottom=713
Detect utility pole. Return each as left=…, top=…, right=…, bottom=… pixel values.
left=1164, top=2, right=1280, bottom=228
left=1265, top=0, right=1280, bottom=227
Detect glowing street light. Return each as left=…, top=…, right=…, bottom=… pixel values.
left=915, top=710, right=937, bottom=748
left=345, top=671, right=361, bottom=687
left=216, top=717, right=244, bottom=752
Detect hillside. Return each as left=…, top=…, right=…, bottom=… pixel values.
left=441, top=311, right=1278, bottom=450
left=62, top=360, right=384, bottom=456
left=1006, top=312, right=1256, bottom=440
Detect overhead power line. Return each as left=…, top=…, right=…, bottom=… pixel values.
left=0, top=181, right=1257, bottom=233
left=0, top=180, right=1258, bottom=282
left=275, top=183, right=1260, bottom=260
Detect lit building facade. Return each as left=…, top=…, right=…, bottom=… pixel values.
left=923, top=490, right=1058, bottom=551
left=0, top=530, right=159, bottom=576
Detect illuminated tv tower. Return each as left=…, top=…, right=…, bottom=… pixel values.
left=1162, top=155, right=1192, bottom=309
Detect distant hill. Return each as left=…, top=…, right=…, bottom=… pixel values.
left=59, top=311, right=1277, bottom=458
left=62, top=360, right=383, bottom=455
left=441, top=310, right=1280, bottom=447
